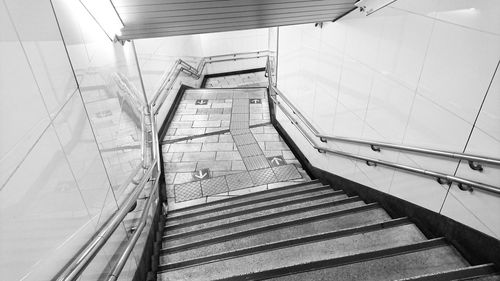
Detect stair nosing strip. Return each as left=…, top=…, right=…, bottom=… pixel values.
left=163, top=196, right=362, bottom=239
left=166, top=185, right=337, bottom=223
left=167, top=180, right=321, bottom=215
left=161, top=202, right=380, bottom=254
left=210, top=238, right=449, bottom=281
left=158, top=217, right=411, bottom=271
left=165, top=190, right=344, bottom=230
left=395, top=263, right=498, bottom=281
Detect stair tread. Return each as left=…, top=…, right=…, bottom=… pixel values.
left=463, top=275, right=500, bottom=281
left=159, top=224, right=429, bottom=280
left=166, top=187, right=340, bottom=226
left=167, top=180, right=323, bottom=218
left=162, top=208, right=392, bottom=265
left=165, top=194, right=348, bottom=235
left=266, top=245, right=469, bottom=281
left=163, top=199, right=366, bottom=247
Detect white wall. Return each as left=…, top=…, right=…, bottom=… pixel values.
left=276, top=0, right=500, bottom=238
left=135, top=28, right=270, bottom=96
left=0, top=0, right=143, bottom=279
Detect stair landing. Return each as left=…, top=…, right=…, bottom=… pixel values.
left=162, top=87, right=310, bottom=210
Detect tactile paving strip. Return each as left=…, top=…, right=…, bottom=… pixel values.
left=231, top=114, right=249, bottom=122
left=174, top=181, right=202, bottom=202
left=226, top=172, right=254, bottom=191
left=230, top=129, right=251, bottom=135
left=233, top=133, right=257, bottom=146
left=243, top=155, right=271, bottom=170
left=201, top=177, right=229, bottom=196
left=197, top=108, right=224, bottom=114
left=273, top=164, right=302, bottom=181
left=249, top=168, right=277, bottom=186
left=238, top=143, right=264, bottom=157
left=232, top=106, right=249, bottom=114
left=230, top=121, right=249, bottom=130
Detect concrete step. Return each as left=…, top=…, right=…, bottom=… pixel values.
left=464, top=275, right=500, bottom=281
left=161, top=213, right=397, bottom=270
left=265, top=242, right=470, bottom=281
left=158, top=223, right=428, bottom=281
left=162, top=203, right=381, bottom=252
left=165, top=186, right=342, bottom=227
left=167, top=180, right=323, bottom=219
left=165, top=192, right=348, bottom=235
left=395, top=264, right=499, bottom=281
left=163, top=197, right=367, bottom=246
left=162, top=206, right=390, bottom=253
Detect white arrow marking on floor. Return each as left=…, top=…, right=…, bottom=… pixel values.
left=271, top=157, right=282, bottom=165
left=251, top=99, right=260, bottom=103
left=194, top=170, right=207, bottom=179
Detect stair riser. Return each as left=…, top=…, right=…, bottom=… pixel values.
left=163, top=202, right=375, bottom=251
left=164, top=197, right=364, bottom=240
left=167, top=181, right=323, bottom=218
left=159, top=224, right=428, bottom=280
left=160, top=218, right=411, bottom=271
left=265, top=245, right=470, bottom=281
left=162, top=208, right=390, bottom=255
left=165, top=194, right=348, bottom=234
left=165, top=187, right=343, bottom=227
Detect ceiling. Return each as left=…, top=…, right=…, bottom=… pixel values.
left=113, top=0, right=357, bottom=40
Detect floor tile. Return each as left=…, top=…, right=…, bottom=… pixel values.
left=273, top=164, right=302, bottom=181
left=243, top=155, right=271, bottom=170
left=233, top=133, right=257, bottom=146
left=238, top=143, right=264, bottom=157
left=249, top=168, right=277, bottom=186
left=201, top=177, right=229, bottom=196
left=226, top=172, right=254, bottom=191
left=174, top=181, right=202, bottom=202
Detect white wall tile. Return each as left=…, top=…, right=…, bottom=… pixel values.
left=389, top=0, right=439, bottom=17
left=418, top=21, right=500, bottom=124
left=0, top=127, right=92, bottom=280
left=0, top=1, right=51, bottom=187
left=475, top=65, right=500, bottom=141
left=364, top=73, right=414, bottom=142
left=389, top=170, right=449, bottom=212
left=276, top=0, right=500, bottom=237
left=4, top=0, right=77, bottom=118
left=455, top=128, right=500, bottom=187
left=53, top=92, right=113, bottom=215
left=441, top=186, right=500, bottom=238
left=435, top=0, right=500, bottom=36
left=375, top=8, right=434, bottom=91
left=403, top=94, right=472, bottom=152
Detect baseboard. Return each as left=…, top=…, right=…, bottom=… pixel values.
left=201, top=67, right=266, bottom=88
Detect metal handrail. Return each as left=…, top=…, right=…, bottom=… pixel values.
left=265, top=58, right=500, bottom=195
left=150, top=50, right=271, bottom=113
left=55, top=161, right=157, bottom=281
left=267, top=69, right=500, bottom=170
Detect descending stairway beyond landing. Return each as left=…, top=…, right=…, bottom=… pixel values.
left=158, top=180, right=499, bottom=281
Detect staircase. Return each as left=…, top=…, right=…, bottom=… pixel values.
left=158, top=180, right=499, bottom=281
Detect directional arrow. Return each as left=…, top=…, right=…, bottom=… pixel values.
left=195, top=99, right=208, bottom=105
left=250, top=99, right=261, bottom=104
left=271, top=157, right=282, bottom=165
left=268, top=155, right=286, bottom=167
left=194, top=170, right=207, bottom=179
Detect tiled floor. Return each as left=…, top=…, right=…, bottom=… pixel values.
left=162, top=76, right=310, bottom=210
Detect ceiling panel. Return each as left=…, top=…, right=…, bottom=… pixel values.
left=114, top=0, right=357, bottom=40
